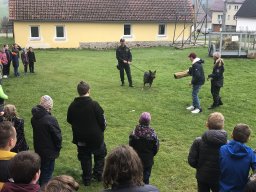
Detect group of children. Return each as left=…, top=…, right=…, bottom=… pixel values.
left=0, top=43, right=36, bottom=78
left=188, top=112, right=256, bottom=192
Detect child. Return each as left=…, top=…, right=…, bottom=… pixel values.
left=1, top=151, right=41, bottom=192
left=21, top=48, right=29, bottom=74
left=188, top=112, right=227, bottom=192
left=27, top=47, right=36, bottom=73
left=0, top=121, right=17, bottom=190
left=0, top=48, right=8, bottom=83
left=3, top=44, right=12, bottom=78
left=11, top=43, right=21, bottom=77
left=129, top=112, right=159, bottom=184
left=4, top=104, right=29, bottom=152
left=220, top=124, right=256, bottom=192
left=31, top=95, right=62, bottom=186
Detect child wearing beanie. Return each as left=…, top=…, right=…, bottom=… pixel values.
left=129, top=112, right=159, bottom=184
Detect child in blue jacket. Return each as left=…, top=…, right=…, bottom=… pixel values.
left=220, top=124, right=256, bottom=192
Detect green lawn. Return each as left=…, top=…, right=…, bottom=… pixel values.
left=3, top=44, right=256, bottom=192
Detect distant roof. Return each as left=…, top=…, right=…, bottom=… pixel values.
left=235, top=0, right=256, bottom=18
left=9, top=0, right=193, bottom=22
left=211, top=0, right=225, bottom=12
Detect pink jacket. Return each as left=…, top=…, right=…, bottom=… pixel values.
left=0, top=51, right=8, bottom=65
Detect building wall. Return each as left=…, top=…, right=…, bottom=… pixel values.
left=225, top=3, right=242, bottom=26
left=236, top=18, right=256, bottom=32
left=13, top=22, right=192, bottom=48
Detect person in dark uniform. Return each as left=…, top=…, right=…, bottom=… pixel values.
left=116, top=38, right=133, bottom=87
left=207, top=52, right=224, bottom=109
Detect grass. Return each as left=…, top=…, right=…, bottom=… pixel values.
left=3, top=45, right=256, bottom=192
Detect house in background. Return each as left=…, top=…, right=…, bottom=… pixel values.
left=211, top=0, right=225, bottom=32
left=224, top=0, right=245, bottom=31
left=235, top=0, right=256, bottom=32
left=9, top=0, right=193, bottom=49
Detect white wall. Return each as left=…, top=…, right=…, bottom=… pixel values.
left=236, top=18, right=256, bottom=32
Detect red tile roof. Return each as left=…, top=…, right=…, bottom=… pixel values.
left=9, top=0, right=193, bottom=22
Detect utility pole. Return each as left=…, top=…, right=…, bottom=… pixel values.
left=222, top=0, right=227, bottom=32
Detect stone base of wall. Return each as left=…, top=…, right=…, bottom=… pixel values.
left=79, top=41, right=173, bottom=49
left=247, top=50, right=256, bottom=59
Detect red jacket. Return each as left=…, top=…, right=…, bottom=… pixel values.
left=1, top=182, right=40, bottom=192
left=0, top=52, right=8, bottom=65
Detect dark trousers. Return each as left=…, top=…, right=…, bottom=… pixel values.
left=12, top=60, right=20, bottom=76
left=211, top=84, right=221, bottom=106
left=143, top=166, right=152, bottom=184
left=77, top=142, right=106, bottom=183
left=29, top=61, right=34, bottom=73
left=119, top=63, right=132, bottom=85
left=24, top=63, right=28, bottom=73
left=39, top=159, right=55, bottom=186
left=197, top=180, right=219, bottom=192
left=3, top=62, right=10, bottom=76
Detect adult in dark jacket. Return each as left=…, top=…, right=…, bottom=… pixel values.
left=67, top=81, right=107, bottom=186
left=3, top=44, right=12, bottom=78
left=188, top=112, right=227, bottom=192
left=27, top=47, right=36, bottom=73
left=31, top=95, right=62, bottom=186
left=102, top=145, right=159, bottom=192
left=11, top=43, right=22, bottom=77
left=186, top=52, right=205, bottom=114
left=207, top=52, right=224, bottom=109
left=116, top=38, right=133, bottom=87
left=129, top=112, right=159, bottom=184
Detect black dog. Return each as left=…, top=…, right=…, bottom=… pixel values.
left=144, top=70, right=156, bottom=87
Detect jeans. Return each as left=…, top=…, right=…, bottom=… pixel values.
left=192, top=85, right=202, bottom=109
left=39, top=159, right=55, bottom=186
left=77, top=142, right=107, bottom=183
left=12, top=59, right=20, bottom=76
left=211, top=83, right=221, bottom=106
left=143, top=166, right=152, bottom=184
left=119, top=63, right=132, bottom=85
left=29, top=61, right=34, bottom=73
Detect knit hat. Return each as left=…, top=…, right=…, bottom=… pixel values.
left=40, top=95, right=53, bottom=111
left=139, top=112, right=151, bottom=125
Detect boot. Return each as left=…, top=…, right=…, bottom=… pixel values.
left=219, top=97, right=223, bottom=105
left=0, top=85, right=8, bottom=100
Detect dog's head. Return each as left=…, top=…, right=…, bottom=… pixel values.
left=149, top=70, right=156, bottom=79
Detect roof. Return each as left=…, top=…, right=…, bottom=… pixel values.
left=210, top=0, right=225, bottom=12
left=236, top=0, right=256, bottom=18
left=9, top=0, right=193, bottom=22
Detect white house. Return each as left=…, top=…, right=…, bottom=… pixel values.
left=236, top=0, right=256, bottom=32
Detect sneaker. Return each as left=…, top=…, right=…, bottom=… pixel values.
left=191, top=108, right=202, bottom=114
left=3, top=75, right=7, bottom=79
left=186, top=105, right=195, bottom=111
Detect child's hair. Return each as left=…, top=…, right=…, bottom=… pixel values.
left=232, top=124, right=251, bottom=143
left=3, top=104, right=18, bottom=120
left=42, top=175, right=79, bottom=192
left=244, top=179, right=256, bottom=192
left=0, top=121, right=16, bottom=148
left=103, top=145, right=143, bottom=189
left=9, top=151, right=41, bottom=184
left=207, top=112, right=224, bottom=130
left=77, top=81, right=90, bottom=96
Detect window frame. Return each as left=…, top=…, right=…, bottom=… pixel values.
left=158, top=24, right=166, bottom=36
left=55, top=25, right=66, bottom=40
left=29, top=26, right=40, bottom=40
left=123, top=24, right=132, bottom=37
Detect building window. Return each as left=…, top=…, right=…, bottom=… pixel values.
left=158, top=24, right=166, bottom=36
left=233, top=16, right=237, bottom=20
left=56, top=26, right=65, bottom=39
left=218, top=15, right=223, bottom=21
left=124, top=24, right=131, bottom=36
left=234, top=5, right=239, bottom=10
left=30, top=26, right=39, bottom=38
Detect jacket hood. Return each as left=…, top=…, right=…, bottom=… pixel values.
left=31, top=105, right=49, bottom=119
left=2, top=182, right=40, bottom=192
left=226, top=140, right=251, bottom=159
left=0, top=150, right=16, bottom=160
left=202, top=130, right=227, bottom=146
left=192, top=58, right=204, bottom=64
left=74, top=96, right=91, bottom=102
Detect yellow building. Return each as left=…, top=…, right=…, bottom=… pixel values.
left=9, top=0, right=193, bottom=48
